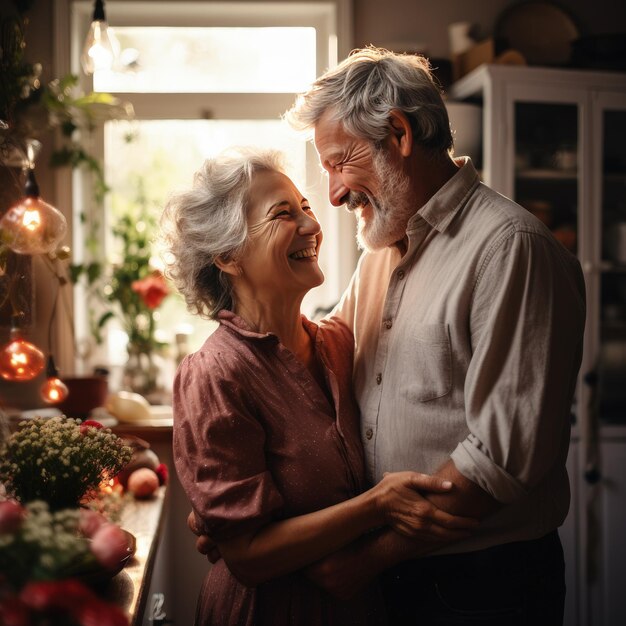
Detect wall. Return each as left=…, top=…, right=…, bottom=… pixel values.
left=354, top=0, right=626, bottom=58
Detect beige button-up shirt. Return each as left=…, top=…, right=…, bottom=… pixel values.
left=333, top=159, right=586, bottom=554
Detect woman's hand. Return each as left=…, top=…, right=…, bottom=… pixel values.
left=187, top=510, right=221, bottom=563
left=373, top=471, right=479, bottom=539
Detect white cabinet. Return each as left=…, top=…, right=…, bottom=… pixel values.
left=450, top=65, right=626, bottom=626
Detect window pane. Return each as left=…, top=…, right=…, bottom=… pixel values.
left=103, top=119, right=307, bottom=359
left=95, top=27, right=316, bottom=93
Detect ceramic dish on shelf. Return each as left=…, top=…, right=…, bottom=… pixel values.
left=495, top=1, right=580, bottom=66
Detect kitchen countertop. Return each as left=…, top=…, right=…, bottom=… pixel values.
left=102, top=486, right=167, bottom=625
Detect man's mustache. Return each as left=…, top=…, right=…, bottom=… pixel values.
left=346, top=191, right=369, bottom=212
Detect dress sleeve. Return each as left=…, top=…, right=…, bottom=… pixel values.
left=451, top=229, right=586, bottom=503
left=173, top=351, right=284, bottom=541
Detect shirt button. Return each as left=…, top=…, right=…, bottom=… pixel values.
left=397, top=269, right=405, bottom=279
left=384, top=319, right=393, bottom=329
left=365, top=428, right=373, bottom=440
left=376, top=373, right=382, bottom=384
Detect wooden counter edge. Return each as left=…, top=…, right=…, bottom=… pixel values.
left=105, top=485, right=168, bottom=625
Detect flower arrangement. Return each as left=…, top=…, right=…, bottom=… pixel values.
left=0, top=500, right=130, bottom=626
left=0, top=417, right=132, bottom=511
left=92, top=203, right=170, bottom=395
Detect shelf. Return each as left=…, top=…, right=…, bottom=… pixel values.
left=598, top=261, right=626, bottom=273
left=516, top=168, right=577, bottom=180
left=604, top=173, right=626, bottom=183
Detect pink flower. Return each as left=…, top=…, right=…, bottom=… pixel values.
left=0, top=500, right=25, bottom=534
left=78, top=508, right=108, bottom=538
left=131, top=272, right=169, bottom=309
left=90, top=523, right=131, bottom=571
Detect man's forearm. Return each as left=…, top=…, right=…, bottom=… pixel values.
left=425, top=459, right=501, bottom=519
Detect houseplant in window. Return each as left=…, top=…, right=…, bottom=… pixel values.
left=100, top=189, right=170, bottom=396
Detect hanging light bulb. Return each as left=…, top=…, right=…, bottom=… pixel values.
left=81, top=0, right=120, bottom=75
left=40, top=355, right=69, bottom=404
left=0, top=169, right=67, bottom=255
left=0, top=317, right=45, bottom=382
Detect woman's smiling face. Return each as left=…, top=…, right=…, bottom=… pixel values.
left=237, top=169, right=324, bottom=299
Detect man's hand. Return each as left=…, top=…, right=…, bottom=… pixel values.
left=305, top=528, right=432, bottom=600
left=187, top=511, right=221, bottom=563
left=305, top=538, right=378, bottom=600
left=374, top=471, right=480, bottom=539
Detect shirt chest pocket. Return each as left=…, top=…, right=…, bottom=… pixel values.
left=403, top=323, right=452, bottom=402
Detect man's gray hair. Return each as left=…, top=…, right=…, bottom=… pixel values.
left=285, top=47, right=453, bottom=153
left=160, top=148, right=286, bottom=320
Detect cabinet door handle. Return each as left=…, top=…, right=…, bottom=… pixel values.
left=584, top=464, right=602, bottom=484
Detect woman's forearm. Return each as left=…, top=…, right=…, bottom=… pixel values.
left=219, top=488, right=381, bottom=586
left=218, top=471, right=472, bottom=587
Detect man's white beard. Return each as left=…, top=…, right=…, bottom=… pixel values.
left=354, top=151, right=414, bottom=252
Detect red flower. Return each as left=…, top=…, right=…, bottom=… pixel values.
left=131, top=272, right=169, bottom=309
left=19, top=579, right=82, bottom=612
left=0, top=595, right=30, bottom=626
left=19, top=579, right=129, bottom=625
left=80, top=420, right=104, bottom=435
left=154, top=462, right=168, bottom=485
left=76, top=598, right=129, bottom=626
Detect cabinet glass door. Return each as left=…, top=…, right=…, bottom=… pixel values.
left=598, top=103, right=626, bottom=424
left=514, top=102, right=579, bottom=256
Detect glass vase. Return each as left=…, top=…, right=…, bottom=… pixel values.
left=122, top=345, right=159, bottom=397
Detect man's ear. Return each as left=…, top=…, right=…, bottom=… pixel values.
left=215, top=256, right=241, bottom=277
left=388, top=110, right=413, bottom=157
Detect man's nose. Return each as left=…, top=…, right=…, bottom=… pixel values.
left=328, top=172, right=349, bottom=207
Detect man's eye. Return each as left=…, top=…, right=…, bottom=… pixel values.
left=303, top=206, right=313, bottom=212
left=275, top=210, right=290, bottom=218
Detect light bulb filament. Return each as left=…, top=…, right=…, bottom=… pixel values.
left=23, top=209, right=41, bottom=231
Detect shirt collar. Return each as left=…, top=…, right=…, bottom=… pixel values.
left=407, top=157, right=481, bottom=234
left=217, top=309, right=319, bottom=344
left=217, top=310, right=278, bottom=341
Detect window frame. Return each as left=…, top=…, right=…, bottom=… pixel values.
left=53, top=0, right=356, bottom=375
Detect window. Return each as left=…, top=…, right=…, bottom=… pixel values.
left=57, top=1, right=355, bottom=381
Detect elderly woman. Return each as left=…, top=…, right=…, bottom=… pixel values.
left=161, top=148, right=471, bottom=626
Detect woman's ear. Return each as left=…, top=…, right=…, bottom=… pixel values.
left=215, top=256, right=242, bottom=277
left=388, top=110, right=413, bottom=157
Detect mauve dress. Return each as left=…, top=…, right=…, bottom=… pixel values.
left=173, top=311, right=388, bottom=626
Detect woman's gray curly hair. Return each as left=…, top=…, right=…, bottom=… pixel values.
left=285, top=47, right=452, bottom=153
left=160, top=148, right=286, bottom=320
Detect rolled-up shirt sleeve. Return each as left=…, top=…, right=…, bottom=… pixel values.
left=173, top=352, right=284, bottom=540
left=451, top=229, right=585, bottom=504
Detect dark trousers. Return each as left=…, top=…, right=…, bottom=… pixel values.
left=381, top=531, right=565, bottom=626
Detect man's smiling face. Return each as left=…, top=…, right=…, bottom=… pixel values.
left=314, top=110, right=414, bottom=251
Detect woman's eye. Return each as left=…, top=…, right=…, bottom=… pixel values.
left=275, top=210, right=290, bottom=218
left=303, top=206, right=313, bottom=212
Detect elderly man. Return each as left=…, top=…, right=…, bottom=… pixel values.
left=281, top=47, right=586, bottom=625
left=190, top=48, right=585, bottom=624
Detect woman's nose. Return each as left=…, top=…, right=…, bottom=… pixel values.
left=297, top=211, right=321, bottom=235
left=328, top=172, right=349, bottom=207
